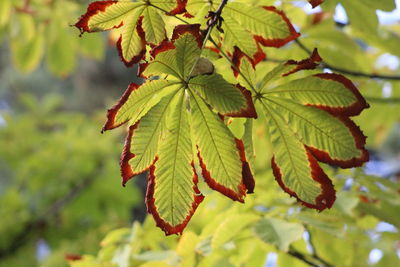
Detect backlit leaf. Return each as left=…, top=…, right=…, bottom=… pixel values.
left=235, top=50, right=369, bottom=210
left=147, top=90, right=204, bottom=235
left=190, top=91, right=246, bottom=202
left=254, top=218, right=304, bottom=251
left=104, top=25, right=255, bottom=234
left=75, top=0, right=187, bottom=66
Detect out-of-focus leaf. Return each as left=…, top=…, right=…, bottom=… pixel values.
left=253, top=217, right=304, bottom=251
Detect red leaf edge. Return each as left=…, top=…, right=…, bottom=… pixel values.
left=171, top=24, right=203, bottom=47
left=222, top=84, right=257, bottom=118
left=253, top=6, right=300, bottom=48
left=168, top=0, right=188, bottom=15
left=102, top=83, right=140, bottom=132
left=310, top=73, right=370, bottom=117
left=283, top=48, right=322, bottom=76
left=197, top=146, right=247, bottom=202
left=119, top=123, right=155, bottom=186
left=146, top=158, right=205, bottom=235
left=235, top=139, right=255, bottom=193
left=140, top=24, right=202, bottom=77
left=271, top=150, right=336, bottom=211
left=231, top=45, right=266, bottom=76
left=306, top=116, right=369, bottom=168
left=75, top=1, right=120, bottom=34
left=116, top=16, right=146, bottom=67
left=231, top=46, right=255, bottom=77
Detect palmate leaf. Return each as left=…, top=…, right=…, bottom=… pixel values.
left=234, top=50, right=369, bottom=210
left=185, top=0, right=299, bottom=63
left=75, top=0, right=187, bottom=66
left=103, top=25, right=256, bottom=234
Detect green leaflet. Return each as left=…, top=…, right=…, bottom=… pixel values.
left=189, top=74, right=246, bottom=116
left=266, top=97, right=361, bottom=162
left=75, top=0, right=185, bottom=65
left=223, top=3, right=299, bottom=47
left=102, top=79, right=180, bottom=131
left=149, top=90, right=204, bottom=234
left=103, top=26, right=256, bottom=234
left=87, top=2, right=143, bottom=31
left=142, top=7, right=166, bottom=44
left=262, top=101, right=330, bottom=206
left=221, top=14, right=258, bottom=57
left=254, top=217, right=304, bottom=251
left=234, top=50, right=368, bottom=210
left=185, top=0, right=299, bottom=60
left=190, top=91, right=246, bottom=202
left=143, top=33, right=201, bottom=80
left=121, top=92, right=177, bottom=185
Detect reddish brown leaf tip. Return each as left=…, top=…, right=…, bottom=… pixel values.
left=222, top=84, right=257, bottom=118
left=102, top=83, right=140, bottom=133
left=306, top=116, right=369, bottom=169
left=309, top=0, right=324, bottom=8
left=75, top=1, right=119, bottom=35
left=312, top=73, right=370, bottom=116
left=168, top=0, right=188, bottom=15
left=235, top=139, right=255, bottom=193
left=253, top=6, right=300, bottom=48
left=116, top=16, right=146, bottom=67
left=197, top=146, right=247, bottom=202
left=149, top=41, right=176, bottom=58
left=283, top=48, right=322, bottom=76
left=231, top=46, right=266, bottom=77
left=172, top=24, right=203, bottom=47
left=147, top=24, right=202, bottom=61
left=146, top=159, right=204, bottom=235
left=272, top=151, right=336, bottom=211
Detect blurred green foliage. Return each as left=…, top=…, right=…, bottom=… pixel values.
left=0, top=0, right=105, bottom=76
left=0, top=95, right=141, bottom=267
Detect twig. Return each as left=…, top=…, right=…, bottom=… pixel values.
left=186, top=0, right=228, bottom=79
left=288, top=247, right=320, bottom=267
left=295, top=39, right=400, bottom=81
left=305, top=226, right=333, bottom=267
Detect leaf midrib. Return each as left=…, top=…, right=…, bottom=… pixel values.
left=225, top=5, right=289, bottom=35
left=116, top=81, right=180, bottom=120
left=265, top=96, right=357, bottom=157
left=261, top=101, right=308, bottom=197
left=190, top=90, right=234, bottom=189
left=169, top=92, right=185, bottom=225
left=131, top=89, right=179, bottom=171
left=89, top=3, right=144, bottom=28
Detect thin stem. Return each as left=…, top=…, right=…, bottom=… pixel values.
left=305, top=226, right=334, bottom=267
left=151, top=1, right=258, bottom=94
left=295, top=39, right=400, bottom=81
left=186, top=0, right=228, bottom=79
left=288, top=248, right=320, bottom=267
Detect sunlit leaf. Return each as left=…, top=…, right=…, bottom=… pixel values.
left=104, top=25, right=255, bottom=234
left=235, top=49, right=369, bottom=210
left=75, top=0, right=187, bottom=66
